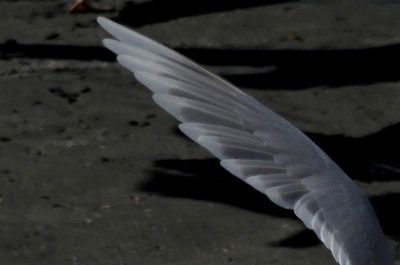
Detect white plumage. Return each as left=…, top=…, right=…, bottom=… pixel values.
left=97, top=17, right=394, bottom=265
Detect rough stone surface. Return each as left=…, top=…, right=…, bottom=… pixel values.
left=0, top=1, right=399, bottom=265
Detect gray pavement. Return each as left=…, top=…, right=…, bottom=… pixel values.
left=0, top=1, right=399, bottom=265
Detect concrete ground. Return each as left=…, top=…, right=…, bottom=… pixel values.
left=0, top=0, right=399, bottom=265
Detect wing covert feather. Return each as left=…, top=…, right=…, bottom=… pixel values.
left=98, top=17, right=394, bottom=265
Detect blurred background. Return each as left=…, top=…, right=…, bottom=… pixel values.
left=0, top=1, right=399, bottom=264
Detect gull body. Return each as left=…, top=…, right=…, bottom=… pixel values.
left=97, top=17, right=395, bottom=265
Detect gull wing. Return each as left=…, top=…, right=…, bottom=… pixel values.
left=97, top=17, right=394, bottom=265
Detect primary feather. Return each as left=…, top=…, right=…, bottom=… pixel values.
left=97, top=17, right=394, bottom=265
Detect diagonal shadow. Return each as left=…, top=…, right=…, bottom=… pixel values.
left=308, top=122, right=400, bottom=182
left=0, top=41, right=115, bottom=61
left=184, top=45, right=400, bottom=89
left=1, top=41, right=399, bottom=89
left=116, top=0, right=297, bottom=27
left=142, top=158, right=294, bottom=218
left=169, top=122, right=400, bottom=182
left=143, top=160, right=320, bottom=248
left=371, top=193, right=400, bottom=241
left=269, top=229, right=320, bottom=248
left=140, top=122, right=400, bottom=245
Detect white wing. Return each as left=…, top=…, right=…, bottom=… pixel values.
left=97, top=17, right=394, bottom=265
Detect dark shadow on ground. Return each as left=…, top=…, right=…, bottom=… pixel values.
left=186, top=45, right=400, bottom=89
left=269, top=229, right=320, bottom=248
left=371, top=194, right=400, bottom=240
left=0, top=41, right=115, bottom=61
left=140, top=122, right=400, bottom=245
left=308, top=122, right=400, bottom=182
left=142, top=157, right=399, bottom=245
left=171, top=122, right=400, bottom=182
left=1, top=42, right=399, bottom=89
left=143, top=158, right=322, bottom=248
left=116, top=0, right=297, bottom=27
left=142, top=158, right=294, bottom=218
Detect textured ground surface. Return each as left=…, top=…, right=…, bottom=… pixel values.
left=0, top=1, right=400, bottom=265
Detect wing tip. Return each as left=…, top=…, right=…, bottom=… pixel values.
left=220, top=159, right=235, bottom=170
left=102, top=38, right=118, bottom=50
left=116, top=55, right=131, bottom=69
left=97, top=16, right=111, bottom=28
left=220, top=159, right=246, bottom=179
left=152, top=94, right=183, bottom=121
left=178, top=123, right=207, bottom=142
